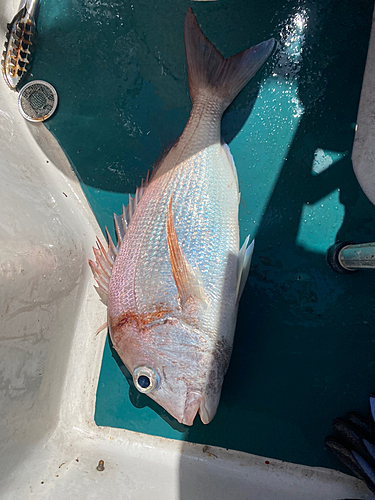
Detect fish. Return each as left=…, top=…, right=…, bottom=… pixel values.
left=89, top=8, right=275, bottom=425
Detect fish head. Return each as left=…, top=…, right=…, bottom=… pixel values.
left=109, top=314, right=230, bottom=426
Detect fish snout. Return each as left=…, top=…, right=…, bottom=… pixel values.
left=182, top=391, right=211, bottom=426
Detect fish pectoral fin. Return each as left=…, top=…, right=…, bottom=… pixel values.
left=166, top=196, right=207, bottom=309
left=236, top=236, right=255, bottom=304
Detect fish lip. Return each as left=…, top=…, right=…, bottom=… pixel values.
left=181, top=391, right=202, bottom=426
left=181, top=391, right=211, bottom=426
left=198, top=397, right=211, bottom=425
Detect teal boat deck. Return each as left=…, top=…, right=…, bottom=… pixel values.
left=30, top=0, right=375, bottom=472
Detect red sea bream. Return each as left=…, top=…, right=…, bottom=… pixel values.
left=90, top=8, right=275, bottom=425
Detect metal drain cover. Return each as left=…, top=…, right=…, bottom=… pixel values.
left=18, top=80, right=58, bottom=122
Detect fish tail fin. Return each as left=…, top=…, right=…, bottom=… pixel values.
left=184, top=8, right=275, bottom=111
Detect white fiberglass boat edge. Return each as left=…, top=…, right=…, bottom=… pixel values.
left=352, top=3, right=375, bottom=206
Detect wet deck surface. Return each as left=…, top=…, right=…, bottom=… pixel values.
left=30, top=0, right=375, bottom=471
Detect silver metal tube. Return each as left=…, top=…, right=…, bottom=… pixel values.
left=339, top=243, right=375, bottom=270
left=25, top=0, right=40, bottom=19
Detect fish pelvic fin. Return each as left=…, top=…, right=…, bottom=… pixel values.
left=166, top=196, right=207, bottom=310
left=184, top=8, right=275, bottom=111
left=236, top=236, right=254, bottom=304
left=89, top=172, right=150, bottom=304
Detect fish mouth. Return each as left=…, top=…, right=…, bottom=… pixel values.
left=181, top=391, right=210, bottom=426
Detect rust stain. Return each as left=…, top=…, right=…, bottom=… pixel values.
left=96, top=460, right=105, bottom=472
left=202, top=445, right=218, bottom=458
left=2, top=17, right=35, bottom=83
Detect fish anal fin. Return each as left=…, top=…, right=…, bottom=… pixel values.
left=236, top=236, right=255, bottom=303
left=222, top=141, right=239, bottom=201
left=166, top=196, right=207, bottom=310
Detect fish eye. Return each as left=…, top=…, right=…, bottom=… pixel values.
left=133, top=366, right=160, bottom=394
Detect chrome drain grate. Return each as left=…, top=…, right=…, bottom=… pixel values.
left=18, top=80, right=58, bottom=122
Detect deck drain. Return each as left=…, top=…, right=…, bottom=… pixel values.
left=18, top=80, right=58, bottom=122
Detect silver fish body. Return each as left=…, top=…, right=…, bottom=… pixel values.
left=110, top=141, right=240, bottom=425
left=90, top=8, right=275, bottom=425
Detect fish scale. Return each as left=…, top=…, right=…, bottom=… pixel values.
left=89, top=8, right=275, bottom=425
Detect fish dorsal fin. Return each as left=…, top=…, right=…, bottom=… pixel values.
left=89, top=173, right=149, bottom=304
left=236, top=236, right=255, bottom=304
left=166, top=196, right=207, bottom=310
left=114, top=172, right=149, bottom=243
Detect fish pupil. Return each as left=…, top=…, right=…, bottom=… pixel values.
left=138, top=375, right=150, bottom=389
